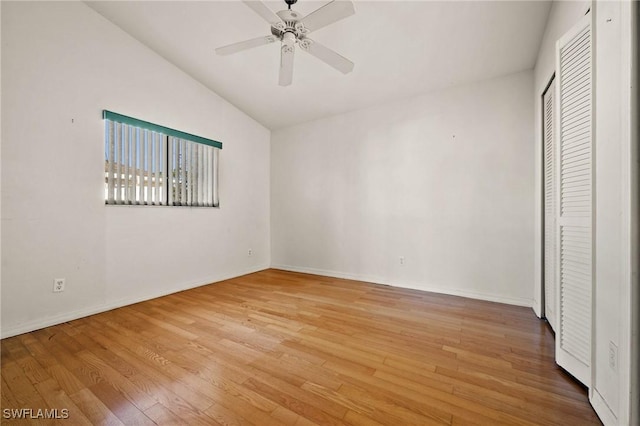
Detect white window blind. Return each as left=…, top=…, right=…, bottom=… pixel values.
left=104, top=110, right=222, bottom=207
left=167, top=137, right=219, bottom=207
left=105, top=121, right=165, bottom=205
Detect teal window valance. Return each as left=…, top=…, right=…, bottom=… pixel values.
left=103, top=110, right=222, bottom=149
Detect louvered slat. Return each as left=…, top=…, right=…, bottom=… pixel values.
left=115, top=123, right=122, bottom=204
left=168, top=137, right=175, bottom=205
left=562, top=139, right=590, bottom=153
left=106, top=120, right=115, bottom=204
left=213, top=148, right=219, bottom=207
left=123, top=125, right=130, bottom=204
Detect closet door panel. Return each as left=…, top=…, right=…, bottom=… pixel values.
left=543, top=79, right=557, bottom=331
left=555, top=13, right=593, bottom=387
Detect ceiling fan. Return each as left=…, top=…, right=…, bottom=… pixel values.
left=216, top=0, right=355, bottom=86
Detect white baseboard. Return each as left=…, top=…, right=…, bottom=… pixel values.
left=271, top=264, right=533, bottom=308
left=0, top=264, right=270, bottom=339
left=591, top=389, right=618, bottom=426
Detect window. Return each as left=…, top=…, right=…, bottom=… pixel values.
left=103, top=110, right=222, bottom=207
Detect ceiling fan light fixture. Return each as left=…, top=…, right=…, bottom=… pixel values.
left=282, top=31, right=296, bottom=48
left=298, top=39, right=311, bottom=50
left=294, top=22, right=308, bottom=34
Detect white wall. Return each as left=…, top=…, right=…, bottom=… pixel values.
left=532, top=0, right=590, bottom=318
left=591, top=2, right=637, bottom=424
left=272, top=71, right=534, bottom=306
left=1, top=1, right=270, bottom=337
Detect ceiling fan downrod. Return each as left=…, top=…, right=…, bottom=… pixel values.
left=284, top=0, right=298, bottom=11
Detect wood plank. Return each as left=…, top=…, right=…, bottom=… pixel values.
left=243, top=377, right=345, bottom=425
left=33, top=378, right=93, bottom=425
left=2, top=360, right=50, bottom=409
left=69, top=388, right=125, bottom=426
left=144, top=403, right=190, bottom=426
left=88, top=382, right=157, bottom=426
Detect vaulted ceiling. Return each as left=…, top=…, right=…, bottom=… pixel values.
left=87, top=1, right=551, bottom=130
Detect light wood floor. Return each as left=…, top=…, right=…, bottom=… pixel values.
left=1, top=269, right=601, bottom=425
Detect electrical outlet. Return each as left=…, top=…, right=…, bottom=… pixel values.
left=609, top=341, right=618, bottom=370
left=248, top=248, right=253, bottom=256
left=53, top=278, right=65, bottom=293
left=399, top=256, right=405, bottom=265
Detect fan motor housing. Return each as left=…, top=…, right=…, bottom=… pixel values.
left=272, top=9, right=308, bottom=39
left=276, top=10, right=301, bottom=22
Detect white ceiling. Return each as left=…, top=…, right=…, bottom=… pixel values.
left=87, top=0, right=551, bottom=130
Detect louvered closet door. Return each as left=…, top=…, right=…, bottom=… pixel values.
left=554, top=13, right=593, bottom=387
left=543, top=79, right=557, bottom=332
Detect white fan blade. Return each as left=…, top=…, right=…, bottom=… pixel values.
left=216, top=35, right=276, bottom=56
left=299, top=0, right=355, bottom=33
left=300, top=39, right=354, bottom=74
left=243, top=0, right=284, bottom=29
left=279, top=44, right=294, bottom=86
